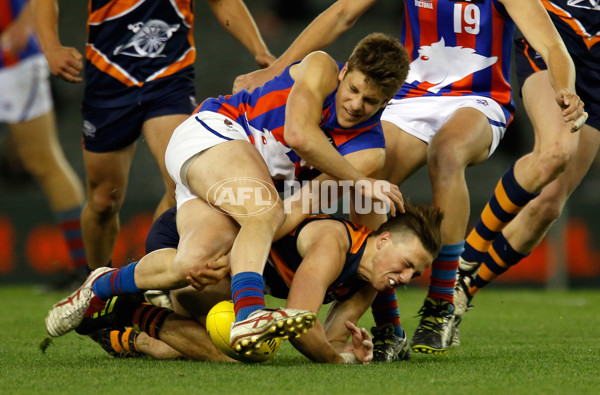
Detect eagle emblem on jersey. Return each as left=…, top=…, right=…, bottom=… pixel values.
left=405, top=38, right=498, bottom=94
left=114, top=20, right=180, bottom=58
left=566, top=0, right=600, bottom=11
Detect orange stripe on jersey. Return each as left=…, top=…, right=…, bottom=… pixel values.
left=343, top=222, right=371, bottom=255
left=542, top=0, right=600, bottom=50
left=0, top=1, right=12, bottom=31
left=146, top=48, right=196, bottom=82
left=522, top=40, right=542, bottom=73
left=1, top=49, right=18, bottom=67
left=453, top=19, right=477, bottom=94
left=216, top=101, right=246, bottom=121
left=404, top=81, right=436, bottom=98
left=171, top=0, right=194, bottom=27
left=268, top=249, right=295, bottom=287
left=328, top=121, right=380, bottom=147
left=88, top=0, right=141, bottom=25
left=247, top=87, right=293, bottom=120
left=489, top=7, right=511, bottom=113
left=85, top=45, right=141, bottom=87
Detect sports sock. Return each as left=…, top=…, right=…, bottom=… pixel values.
left=462, top=163, right=538, bottom=264
left=231, top=271, right=266, bottom=322
left=427, top=241, right=465, bottom=303
left=371, top=288, right=404, bottom=337
left=110, top=327, right=141, bottom=354
left=469, top=233, right=526, bottom=297
left=92, top=262, right=141, bottom=301
left=131, top=303, right=171, bottom=339
left=55, top=206, right=89, bottom=274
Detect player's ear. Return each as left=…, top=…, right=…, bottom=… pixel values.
left=338, top=62, right=348, bottom=82
left=376, top=231, right=391, bottom=249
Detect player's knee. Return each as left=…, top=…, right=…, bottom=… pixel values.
left=534, top=144, right=572, bottom=185
left=87, top=184, right=125, bottom=219
left=427, top=143, right=464, bottom=177
left=526, top=194, right=564, bottom=225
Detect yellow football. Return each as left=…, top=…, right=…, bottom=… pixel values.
left=206, top=300, right=280, bottom=363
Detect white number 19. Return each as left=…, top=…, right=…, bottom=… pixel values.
left=453, top=3, right=480, bottom=35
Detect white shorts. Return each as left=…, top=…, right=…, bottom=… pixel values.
left=165, top=111, right=250, bottom=208
left=381, top=95, right=507, bottom=158
left=0, top=55, right=53, bottom=123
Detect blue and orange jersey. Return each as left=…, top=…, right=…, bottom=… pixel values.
left=0, top=0, right=41, bottom=69
left=397, top=0, right=516, bottom=122
left=84, top=0, right=195, bottom=106
left=541, top=0, right=600, bottom=68
left=268, top=215, right=372, bottom=302
left=197, top=61, right=385, bottom=182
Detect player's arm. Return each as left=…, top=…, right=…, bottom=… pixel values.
left=501, top=0, right=585, bottom=131
left=0, top=0, right=34, bottom=54
left=322, top=285, right=377, bottom=363
left=285, top=52, right=371, bottom=183
left=233, top=0, right=378, bottom=93
left=206, top=0, right=274, bottom=68
left=31, top=0, right=83, bottom=82
left=285, top=220, right=355, bottom=363
left=276, top=147, right=401, bottom=240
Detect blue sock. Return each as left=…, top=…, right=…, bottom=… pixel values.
left=231, top=271, right=265, bottom=322
left=92, top=262, right=141, bottom=301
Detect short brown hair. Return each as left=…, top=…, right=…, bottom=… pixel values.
left=375, top=201, right=443, bottom=258
left=346, top=32, right=410, bottom=99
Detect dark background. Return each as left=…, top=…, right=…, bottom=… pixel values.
left=1, top=1, right=599, bottom=287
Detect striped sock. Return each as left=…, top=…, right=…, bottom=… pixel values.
left=427, top=241, right=465, bottom=303
left=469, top=233, right=526, bottom=296
left=55, top=206, right=89, bottom=273
left=463, top=163, right=538, bottom=263
left=109, top=327, right=141, bottom=355
left=371, top=288, right=404, bottom=337
left=132, top=303, right=171, bottom=339
left=231, top=272, right=266, bottom=322
left=92, top=262, right=141, bottom=301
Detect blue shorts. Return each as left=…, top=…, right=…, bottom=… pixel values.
left=514, top=32, right=600, bottom=131
left=81, top=78, right=196, bottom=153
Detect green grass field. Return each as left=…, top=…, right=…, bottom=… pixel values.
left=1, top=286, right=598, bottom=394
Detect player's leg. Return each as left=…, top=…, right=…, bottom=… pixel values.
left=142, top=114, right=189, bottom=218
left=9, top=111, right=88, bottom=275
left=462, top=71, right=578, bottom=265
left=2, top=55, right=87, bottom=277
left=184, top=140, right=316, bottom=352
left=81, top=145, right=135, bottom=269
left=411, top=105, right=494, bottom=355
left=455, top=124, right=600, bottom=317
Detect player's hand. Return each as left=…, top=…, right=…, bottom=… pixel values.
left=233, top=66, right=278, bottom=94
left=345, top=321, right=373, bottom=364
left=354, top=178, right=404, bottom=217
left=556, top=88, right=586, bottom=132
left=255, top=51, right=276, bottom=69
left=45, top=45, right=83, bottom=83
left=186, top=255, right=230, bottom=291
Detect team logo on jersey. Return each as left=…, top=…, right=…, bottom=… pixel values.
left=405, top=38, right=498, bottom=94
left=415, top=0, right=433, bottom=9
left=114, top=20, right=180, bottom=58
left=567, top=0, right=600, bottom=11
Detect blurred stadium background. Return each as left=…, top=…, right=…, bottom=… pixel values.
left=1, top=1, right=599, bottom=287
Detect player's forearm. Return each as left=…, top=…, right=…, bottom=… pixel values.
left=208, top=0, right=271, bottom=60
left=31, top=0, right=61, bottom=52
left=270, top=0, right=375, bottom=73
left=545, top=43, right=577, bottom=93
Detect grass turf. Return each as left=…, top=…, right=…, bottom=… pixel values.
left=1, top=286, right=598, bottom=394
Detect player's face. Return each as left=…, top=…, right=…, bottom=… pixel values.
left=370, top=232, right=433, bottom=291
left=335, top=65, right=389, bottom=128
